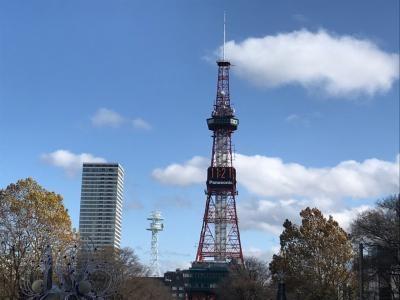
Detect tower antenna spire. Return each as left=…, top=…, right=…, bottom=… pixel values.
left=223, top=11, right=226, bottom=61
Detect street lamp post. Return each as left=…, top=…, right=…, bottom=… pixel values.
left=359, top=243, right=364, bottom=300
left=394, top=198, right=400, bottom=299
left=276, top=271, right=287, bottom=300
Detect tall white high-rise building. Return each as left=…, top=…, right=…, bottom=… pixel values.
left=79, top=163, right=124, bottom=249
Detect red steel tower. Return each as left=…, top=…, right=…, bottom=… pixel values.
left=196, top=24, right=244, bottom=265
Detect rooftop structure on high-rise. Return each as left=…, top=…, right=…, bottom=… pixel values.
left=79, top=163, right=124, bottom=249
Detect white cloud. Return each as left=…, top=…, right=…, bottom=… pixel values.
left=222, top=29, right=399, bottom=97
left=152, top=156, right=208, bottom=186
left=329, top=205, right=371, bottom=230
left=235, top=154, right=399, bottom=200
left=41, top=149, right=106, bottom=176
left=91, top=108, right=125, bottom=127
left=91, top=108, right=151, bottom=131
left=133, top=118, right=152, bottom=130
left=152, top=154, right=399, bottom=233
left=241, top=206, right=370, bottom=261
left=244, top=246, right=280, bottom=262
left=152, top=154, right=399, bottom=200
left=238, top=198, right=370, bottom=235
left=239, top=199, right=299, bottom=234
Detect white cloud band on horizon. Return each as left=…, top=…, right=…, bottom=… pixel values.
left=221, top=29, right=399, bottom=97
left=238, top=197, right=372, bottom=234
left=152, top=154, right=399, bottom=233
left=152, top=154, right=399, bottom=199
left=41, top=149, right=107, bottom=176
left=234, top=154, right=399, bottom=199
left=243, top=246, right=281, bottom=262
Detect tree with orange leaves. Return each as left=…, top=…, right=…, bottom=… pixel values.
left=0, top=178, right=74, bottom=298
left=269, top=207, right=354, bottom=300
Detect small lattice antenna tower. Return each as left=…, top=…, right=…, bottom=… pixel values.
left=223, top=11, right=226, bottom=61
left=146, top=210, right=164, bottom=277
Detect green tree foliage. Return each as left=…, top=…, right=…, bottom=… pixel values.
left=0, top=178, right=74, bottom=298
left=270, top=207, right=354, bottom=300
left=216, top=257, right=274, bottom=300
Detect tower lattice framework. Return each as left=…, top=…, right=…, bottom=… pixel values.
left=196, top=58, right=244, bottom=264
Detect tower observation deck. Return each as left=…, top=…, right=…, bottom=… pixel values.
left=195, top=53, right=244, bottom=264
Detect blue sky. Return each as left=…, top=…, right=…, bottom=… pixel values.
left=0, top=0, right=399, bottom=271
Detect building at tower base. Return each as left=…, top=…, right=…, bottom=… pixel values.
left=163, top=263, right=230, bottom=300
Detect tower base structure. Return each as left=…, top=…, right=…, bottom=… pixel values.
left=163, top=262, right=230, bottom=300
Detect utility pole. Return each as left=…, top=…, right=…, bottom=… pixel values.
left=359, top=243, right=364, bottom=300
left=396, top=197, right=400, bottom=299
left=276, top=271, right=287, bottom=300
